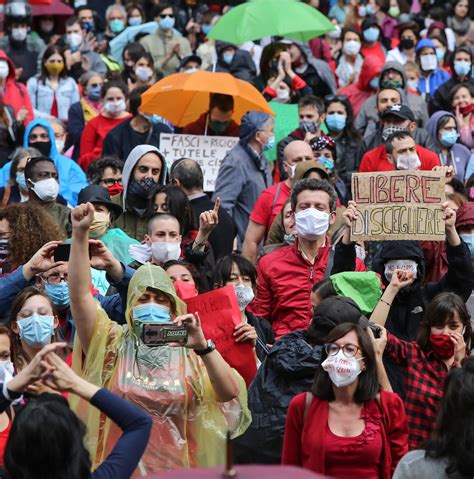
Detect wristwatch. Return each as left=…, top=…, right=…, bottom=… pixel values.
left=194, top=339, right=216, bottom=356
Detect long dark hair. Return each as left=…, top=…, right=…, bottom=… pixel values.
left=4, top=394, right=91, bottom=479
left=324, top=96, right=361, bottom=143
left=312, top=323, right=379, bottom=403
left=212, top=254, right=257, bottom=289
left=39, top=45, right=69, bottom=82
left=416, top=292, right=472, bottom=354
left=424, top=357, right=474, bottom=476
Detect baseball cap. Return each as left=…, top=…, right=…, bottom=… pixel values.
left=380, top=104, right=415, bottom=122
left=313, top=296, right=362, bottom=328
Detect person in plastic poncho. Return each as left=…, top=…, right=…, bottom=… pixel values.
left=68, top=202, right=251, bottom=476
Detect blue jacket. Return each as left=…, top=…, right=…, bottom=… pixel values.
left=0, top=119, right=87, bottom=206
left=0, top=264, right=133, bottom=330
left=418, top=69, right=451, bottom=95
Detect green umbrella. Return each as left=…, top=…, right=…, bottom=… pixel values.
left=208, top=0, right=335, bottom=44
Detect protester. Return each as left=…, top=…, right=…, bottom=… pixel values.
left=360, top=17, right=387, bottom=64
left=386, top=22, right=419, bottom=65
left=394, top=357, right=474, bottom=479
left=243, top=140, right=314, bottom=263
left=112, top=145, right=167, bottom=240
left=104, top=4, right=127, bottom=41
left=170, top=159, right=235, bottom=259
left=86, top=157, right=123, bottom=197
left=282, top=322, right=408, bottom=477
left=0, top=343, right=152, bottom=479
left=68, top=202, right=250, bottom=473
left=426, top=111, right=473, bottom=182
left=79, top=80, right=131, bottom=170
left=212, top=42, right=257, bottom=84
left=335, top=28, right=364, bottom=88
left=450, top=83, right=474, bottom=151
left=140, top=3, right=193, bottom=77
left=163, top=259, right=203, bottom=296
left=102, top=86, right=172, bottom=160
left=415, top=39, right=450, bottom=98
left=212, top=254, right=274, bottom=362
left=213, top=111, right=274, bottom=245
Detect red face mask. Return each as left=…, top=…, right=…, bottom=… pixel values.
left=174, top=279, right=197, bottom=300
left=107, top=182, right=124, bottom=196
left=429, top=333, right=455, bottom=359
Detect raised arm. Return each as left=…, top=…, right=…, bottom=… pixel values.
left=368, top=327, right=392, bottom=392
left=69, top=203, right=98, bottom=354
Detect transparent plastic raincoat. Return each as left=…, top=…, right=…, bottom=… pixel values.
left=70, top=264, right=251, bottom=476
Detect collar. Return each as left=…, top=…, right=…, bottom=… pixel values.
left=187, top=192, right=206, bottom=201
left=296, top=236, right=328, bottom=264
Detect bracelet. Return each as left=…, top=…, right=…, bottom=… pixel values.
left=380, top=299, right=392, bottom=307
left=193, top=239, right=206, bottom=250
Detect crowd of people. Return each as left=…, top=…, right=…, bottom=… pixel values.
left=0, top=0, right=473, bottom=477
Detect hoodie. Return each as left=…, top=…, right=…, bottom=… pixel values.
left=356, top=61, right=429, bottom=136
left=0, top=50, right=34, bottom=124
left=111, top=145, right=167, bottom=241
left=339, top=55, right=384, bottom=117
left=211, top=42, right=257, bottom=84
left=0, top=118, right=87, bottom=206
left=426, top=110, right=472, bottom=182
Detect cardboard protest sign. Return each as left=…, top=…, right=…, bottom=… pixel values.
left=351, top=171, right=446, bottom=241
left=159, top=133, right=238, bottom=191
left=184, top=286, right=257, bottom=387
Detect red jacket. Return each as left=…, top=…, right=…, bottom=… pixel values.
left=254, top=239, right=366, bottom=337
left=359, top=144, right=440, bottom=172
left=282, top=391, right=408, bottom=479
left=0, top=50, right=34, bottom=124
left=183, top=113, right=240, bottom=137
left=339, top=55, right=384, bottom=118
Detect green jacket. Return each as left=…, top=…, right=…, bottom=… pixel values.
left=111, top=191, right=148, bottom=241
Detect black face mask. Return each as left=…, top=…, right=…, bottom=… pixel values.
left=29, top=140, right=52, bottom=158
left=399, top=38, right=415, bottom=50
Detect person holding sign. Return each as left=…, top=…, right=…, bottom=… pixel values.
left=68, top=202, right=250, bottom=475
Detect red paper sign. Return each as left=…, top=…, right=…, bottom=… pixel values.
left=185, top=286, right=257, bottom=387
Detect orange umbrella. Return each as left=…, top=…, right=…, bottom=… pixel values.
left=139, top=70, right=273, bottom=127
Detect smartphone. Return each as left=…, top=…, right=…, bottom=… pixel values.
left=141, top=323, right=188, bottom=347
left=54, top=244, right=71, bottom=262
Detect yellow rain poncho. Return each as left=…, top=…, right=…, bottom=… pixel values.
left=70, top=264, right=251, bottom=476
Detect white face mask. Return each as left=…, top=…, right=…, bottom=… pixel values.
left=104, top=99, right=126, bottom=115
left=321, top=351, right=362, bottom=388
left=234, top=284, right=255, bottom=312
left=420, top=54, right=437, bottom=71
left=67, top=32, right=83, bottom=48
left=134, top=66, right=153, bottom=82
left=31, top=177, right=59, bottom=202
left=11, top=27, right=28, bottom=42
left=295, top=208, right=330, bottom=240
left=384, top=259, right=417, bottom=282
left=275, top=87, right=290, bottom=103
left=0, top=360, right=14, bottom=382
left=55, top=138, right=65, bottom=153
left=0, top=61, right=9, bottom=79
left=396, top=153, right=421, bottom=170
left=355, top=244, right=366, bottom=262
left=151, top=241, right=181, bottom=264
left=343, top=40, right=361, bottom=56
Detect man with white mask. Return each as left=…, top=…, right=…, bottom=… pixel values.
left=253, top=178, right=366, bottom=338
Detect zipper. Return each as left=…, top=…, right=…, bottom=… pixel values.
left=310, top=266, right=314, bottom=280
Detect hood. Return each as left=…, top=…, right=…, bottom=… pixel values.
left=126, top=264, right=186, bottom=328
left=426, top=110, right=458, bottom=149
left=0, top=50, right=16, bottom=81
left=271, top=331, right=322, bottom=377
left=122, top=144, right=166, bottom=209
left=23, top=118, right=59, bottom=159
left=372, top=240, right=425, bottom=284
left=215, top=41, right=237, bottom=57
left=380, top=60, right=407, bottom=90
left=357, top=55, right=384, bottom=91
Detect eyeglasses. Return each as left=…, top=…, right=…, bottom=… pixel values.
left=100, top=178, right=122, bottom=187
left=160, top=13, right=174, bottom=19
left=325, top=94, right=348, bottom=103
left=18, top=307, right=53, bottom=319
left=40, top=273, right=68, bottom=284
left=324, top=343, right=360, bottom=358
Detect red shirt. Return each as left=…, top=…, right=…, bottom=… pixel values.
left=79, top=113, right=132, bottom=170
left=282, top=391, right=408, bottom=478
left=359, top=144, right=440, bottom=173
left=385, top=332, right=451, bottom=449
left=249, top=181, right=290, bottom=234
left=0, top=419, right=11, bottom=465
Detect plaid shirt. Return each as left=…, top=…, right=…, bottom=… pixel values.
left=385, top=333, right=451, bottom=450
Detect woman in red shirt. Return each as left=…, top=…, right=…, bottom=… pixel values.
left=79, top=81, right=131, bottom=170
left=282, top=323, right=408, bottom=478
left=0, top=324, right=14, bottom=469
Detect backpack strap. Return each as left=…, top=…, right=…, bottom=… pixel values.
left=271, top=181, right=283, bottom=213
left=1, top=186, right=11, bottom=208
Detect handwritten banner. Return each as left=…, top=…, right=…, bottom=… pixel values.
left=185, top=286, right=257, bottom=387
left=351, top=171, right=446, bottom=241
left=159, top=133, right=238, bottom=191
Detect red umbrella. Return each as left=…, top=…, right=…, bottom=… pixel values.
left=148, top=465, right=330, bottom=479
left=31, top=0, right=73, bottom=16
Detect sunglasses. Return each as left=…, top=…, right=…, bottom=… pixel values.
left=325, top=94, right=348, bottom=103
left=160, top=13, right=174, bottom=19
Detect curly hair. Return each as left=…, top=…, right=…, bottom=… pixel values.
left=0, top=203, right=66, bottom=268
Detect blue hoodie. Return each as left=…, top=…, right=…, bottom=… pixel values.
left=0, top=119, right=87, bottom=206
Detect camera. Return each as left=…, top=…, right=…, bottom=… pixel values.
left=140, top=323, right=188, bottom=347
